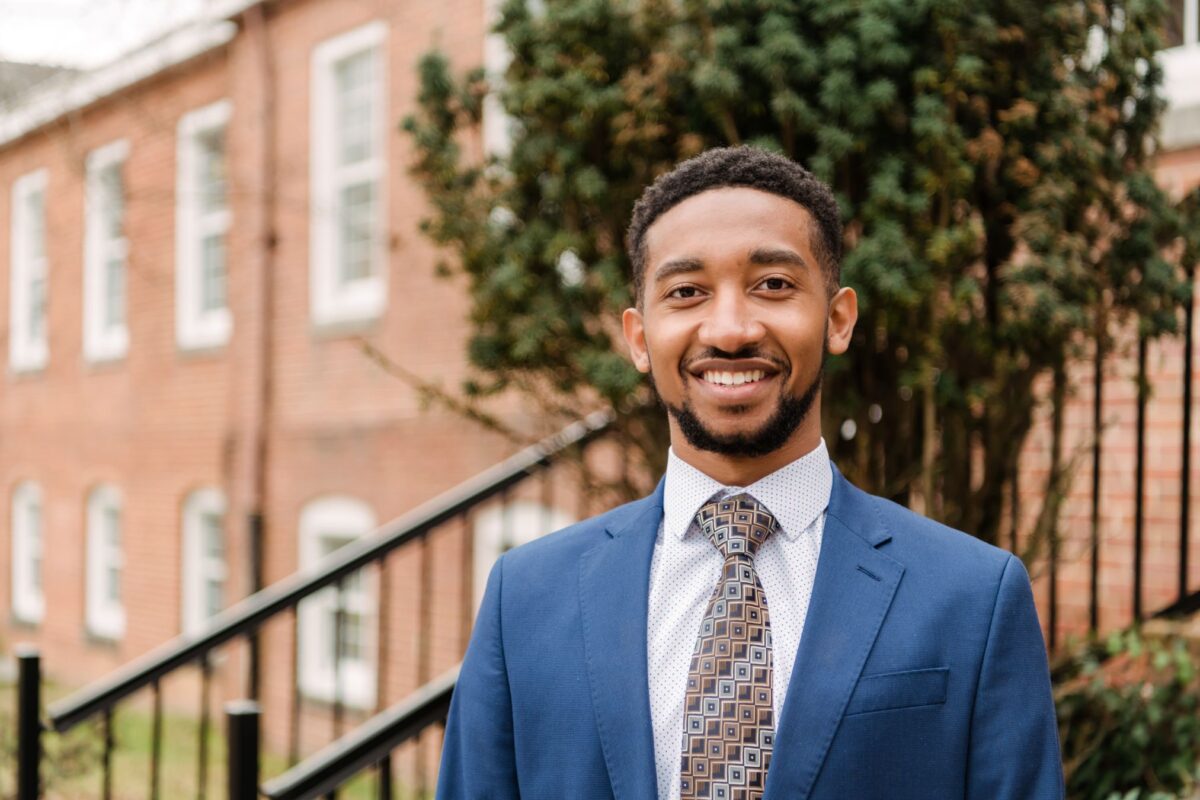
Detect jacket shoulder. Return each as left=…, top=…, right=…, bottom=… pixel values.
left=834, top=476, right=1013, bottom=580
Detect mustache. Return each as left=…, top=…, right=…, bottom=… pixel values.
left=680, top=347, right=789, bottom=372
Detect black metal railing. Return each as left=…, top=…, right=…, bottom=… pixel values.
left=16, top=410, right=613, bottom=800
left=259, top=667, right=458, bottom=800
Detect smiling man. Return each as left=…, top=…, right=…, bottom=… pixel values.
left=438, top=146, right=1064, bottom=800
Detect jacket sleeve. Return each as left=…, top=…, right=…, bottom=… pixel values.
left=966, top=554, right=1064, bottom=800
left=436, top=555, right=520, bottom=799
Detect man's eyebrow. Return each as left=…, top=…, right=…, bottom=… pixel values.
left=652, top=257, right=705, bottom=283
left=748, top=247, right=808, bottom=269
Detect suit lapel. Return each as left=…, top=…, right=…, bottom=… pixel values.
left=579, top=481, right=664, bottom=800
left=764, top=466, right=904, bottom=800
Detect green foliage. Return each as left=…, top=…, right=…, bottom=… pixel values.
left=404, top=0, right=1196, bottom=527
left=1055, top=631, right=1200, bottom=800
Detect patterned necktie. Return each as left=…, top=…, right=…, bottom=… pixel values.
left=680, top=494, right=777, bottom=800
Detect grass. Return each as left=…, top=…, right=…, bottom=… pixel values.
left=0, top=677, right=416, bottom=800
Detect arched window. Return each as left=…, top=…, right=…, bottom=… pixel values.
left=297, top=496, right=377, bottom=708
left=473, top=500, right=574, bottom=610
left=181, top=488, right=227, bottom=635
left=86, top=484, right=124, bottom=640
left=11, top=481, right=44, bottom=624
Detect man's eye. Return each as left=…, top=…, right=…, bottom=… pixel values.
left=669, top=286, right=701, bottom=299
left=760, top=277, right=791, bottom=291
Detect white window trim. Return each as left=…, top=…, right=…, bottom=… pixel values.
left=83, top=140, right=130, bottom=363
left=85, top=484, right=125, bottom=640
left=176, top=100, right=233, bottom=351
left=9, top=169, right=49, bottom=372
left=11, top=481, right=45, bottom=624
left=473, top=500, right=573, bottom=612
left=181, top=488, right=227, bottom=636
left=298, top=495, right=377, bottom=708
left=309, top=21, right=388, bottom=328
left=482, top=0, right=515, bottom=159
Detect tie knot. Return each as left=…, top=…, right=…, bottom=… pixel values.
left=695, top=493, right=778, bottom=561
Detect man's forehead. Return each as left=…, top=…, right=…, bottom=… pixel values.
left=644, top=188, right=819, bottom=275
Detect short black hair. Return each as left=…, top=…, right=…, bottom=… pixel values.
left=625, top=145, right=843, bottom=305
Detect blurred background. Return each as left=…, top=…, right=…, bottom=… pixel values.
left=0, top=0, right=1199, bottom=797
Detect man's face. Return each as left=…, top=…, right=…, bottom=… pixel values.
left=622, top=187, right=857, bottom=463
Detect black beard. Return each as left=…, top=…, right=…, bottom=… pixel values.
left=649, top=345, right=826, bottom=459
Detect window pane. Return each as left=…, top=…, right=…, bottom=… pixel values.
left=28, top=502, right=42, bottom=593
left=29, top=274, right=46, bottom=343
left=105, top=254, right=125, bottom=328
left=107, top=565, right=121, bottom=603
left=197, top=129, right=227, bottom=214
left=1166, top=0, right=1186, bottom=47
left=335, top=50, right=375, bottom=166
left=99, top=165, right=124, bottom=239
left=339, top=610, right=363, bottom=661
left=200, top=234, right=227, bottom=312
left=204, top=576, right=223, bottom=619
left=202, top=512, right=224, bottom=559
left=338, top=181, right=375, bottom=284
left=105, top=501, right=121, bottom=605
left=27, top=190, right=45, bottom=261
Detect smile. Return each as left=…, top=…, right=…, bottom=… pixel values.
left=700, top=370, right=767, bottom=386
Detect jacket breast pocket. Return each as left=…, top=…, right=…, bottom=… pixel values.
left=844, top=667, right=949, bottom=716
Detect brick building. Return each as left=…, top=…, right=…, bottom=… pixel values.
left=0, top=0, right=1199, bottom=763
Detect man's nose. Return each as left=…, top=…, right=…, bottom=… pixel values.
left=697, top=292, right=765, bottom=353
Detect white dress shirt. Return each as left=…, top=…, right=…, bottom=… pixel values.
left=646, top=439, right=832, bottom=800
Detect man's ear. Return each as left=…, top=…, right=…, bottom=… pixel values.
left=622, top=307, right=651, bottom=373
left=827, top=286, right=858, bottom=356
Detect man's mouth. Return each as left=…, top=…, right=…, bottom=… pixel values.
left=700, top=369, right=768, bottom=386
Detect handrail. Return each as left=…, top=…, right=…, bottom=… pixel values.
left=1149, top=587, right=1200, bottom=620
left=259, top=666, right=459, bottom=800
left=47, top=410, right=614, bottom=732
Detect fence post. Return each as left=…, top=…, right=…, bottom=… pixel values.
left=15, top=645, right=41, bottom=800
left=226, top=700, right=261, bottom=800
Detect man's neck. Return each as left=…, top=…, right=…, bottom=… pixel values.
left=668, top=429, right=823, bottom=487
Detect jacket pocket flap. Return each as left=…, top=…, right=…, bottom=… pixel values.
left=845, top=667, right=949, bottom=716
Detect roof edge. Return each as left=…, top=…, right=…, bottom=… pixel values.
left=0, top=17, right=238, bottom=149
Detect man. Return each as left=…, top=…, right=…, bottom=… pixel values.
left=438, top=146, right=1063, bottom=799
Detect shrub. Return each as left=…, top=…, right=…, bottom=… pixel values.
left=1055, top=630, right=1200, bottom=800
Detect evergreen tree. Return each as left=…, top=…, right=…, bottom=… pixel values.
left=404, top=0, right=1196, bottom=545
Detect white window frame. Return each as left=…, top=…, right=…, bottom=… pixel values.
left=482, top=0, right=515, bottom=159
left=473, top=500, right=573, bottom=611
left=181, top=488, right=228, bottom=636
left=309, top=21, right=388, bottom=327
left=85, top=484, right=125, bottom=640
left=83, top=140, right=130, bottom=363
left=11, top=481, right=45, bottom=624
left=297, top=496, right=377, bottom=708
left=9, top=169, right=49, bottom=372
left=176, top=101, right=233, bottom=351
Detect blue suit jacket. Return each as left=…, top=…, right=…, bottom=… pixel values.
left=438, top=464, right=1064, bottom=799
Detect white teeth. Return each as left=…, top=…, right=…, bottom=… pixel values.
left=701, top=370, right=766, bottom=386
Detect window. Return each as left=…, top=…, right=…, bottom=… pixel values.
left=473, top=500, right=573, bottom=611
left=1166, top=0, right=1198, bottom=48
left=310, top=21, right=387, bottom=326
left=297, top=496, right=377, bottom=707
left=9, top=170, right=49, bottom=372
left=482, top=0, right=515, bottom=158
left=176, top=101, right=232, bottom=350
left=181, top=488, right=227, bottom=635
left=83, top=141, right=130, bottom=362
left=11, top=481, right=44, bottom=624
left=86, top=484, right=124, bottom=640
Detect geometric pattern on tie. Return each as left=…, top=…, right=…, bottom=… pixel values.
left=679, top=494, right=778, bottom=800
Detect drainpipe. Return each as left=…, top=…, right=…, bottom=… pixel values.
left=243, top=1, right=277, bottom=701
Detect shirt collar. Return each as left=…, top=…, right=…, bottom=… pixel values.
left=661, top=438, right=832, bottom=543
